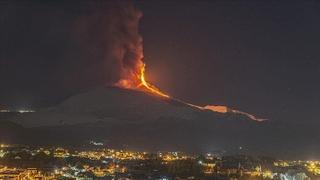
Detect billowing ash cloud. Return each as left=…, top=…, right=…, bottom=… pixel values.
left=0, top=1, right=144, bottom=104
left=71, top=0, right=144, bottom=88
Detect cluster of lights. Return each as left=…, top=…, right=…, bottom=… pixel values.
left=0, top=110, right=10, bottom=113
left=274, top=160, right=290, bottom=167
left=273, top=160, right=320, bottom=177
left=17, top=109, right=35, bottom=113
left=306, top=161, right=320, bottom=175
left=52, top=164, right=125, bottom=179
left=0, top=167, right=55, bottom=179
left=0, top=144, right=9, bottom=148
left=0, top=109, right=35, bottom=113
left=77, top=149, right=147, bottom=161
left=158, top=152, right=190, bottom=162
left=53, top=147, right=70, bottom=158
left=0, top=144, right=320, bottom=179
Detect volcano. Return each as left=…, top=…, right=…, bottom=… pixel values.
left=11, top=86, right=257, bottom=127
left=2, top=86, right=320, bottom=158
left=6, top=87, right=259, bottom=150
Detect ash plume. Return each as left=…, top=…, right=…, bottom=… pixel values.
left=0, top=1, right=146, bottom=103
left=71, top=0, right=144, bottom=89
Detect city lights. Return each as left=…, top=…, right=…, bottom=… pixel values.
left=0, top=144, right=318, bottom=179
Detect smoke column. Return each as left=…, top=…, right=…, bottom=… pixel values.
left=70, top=1, right=144, bottom=89
left=106, top=1, right=145, bottom=88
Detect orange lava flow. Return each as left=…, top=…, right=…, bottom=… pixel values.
left=203, top=105, right=228, bottom=113
left=116, top=63, right=265, bottom=121
left=138, top=64, right=170, bottom=98
left=184, top=103, right=228, bottom=113
left=116, top=63, right=170, bottom=98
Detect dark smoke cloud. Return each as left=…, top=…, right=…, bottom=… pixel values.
left=70, top=0, right=144, bottom=88
left=0, top=0, right=142, bottom=106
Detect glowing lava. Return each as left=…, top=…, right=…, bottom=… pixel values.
left=116, top=62, right=266, bottom=121
left=203, top=105, right=228, bottom=113
left=116, top=63, right=170, bottom=98
left=137, top=63, right=170, bottom=98
left=112, top=3, right=265, bottom=121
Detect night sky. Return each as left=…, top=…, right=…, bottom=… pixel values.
left=1, top=0, right=320, bottom=125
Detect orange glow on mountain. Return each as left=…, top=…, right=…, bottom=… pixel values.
left=137, top=63, right=170, bottom=98
left=116, top=63, right=170, bottom=98
left=204, top=105, right=228, bottom=113
left=115, top=62, right=266, bottom=121
left=111, top=3, right=266, bottom=122
left=183, top=103, right=229, bottom=114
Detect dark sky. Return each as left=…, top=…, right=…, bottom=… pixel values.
left=1, top=0, right=320, bottom=124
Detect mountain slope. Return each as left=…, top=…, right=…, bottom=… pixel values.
left=11, top=87, right=254, bottom=127
left=6, top=87, right=320, bottom=159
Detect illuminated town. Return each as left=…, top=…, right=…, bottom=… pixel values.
left=0, top=143, right=319, bottom=179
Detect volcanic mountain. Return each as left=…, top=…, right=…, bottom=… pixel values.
left=2, top=86, right=319, bottom=158
left=11, top=86, right=258, bottom=127
left=5, top=87, right=258, bottom=148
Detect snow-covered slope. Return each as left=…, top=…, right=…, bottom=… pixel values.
left=12, top=87, right=252, bottom=127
